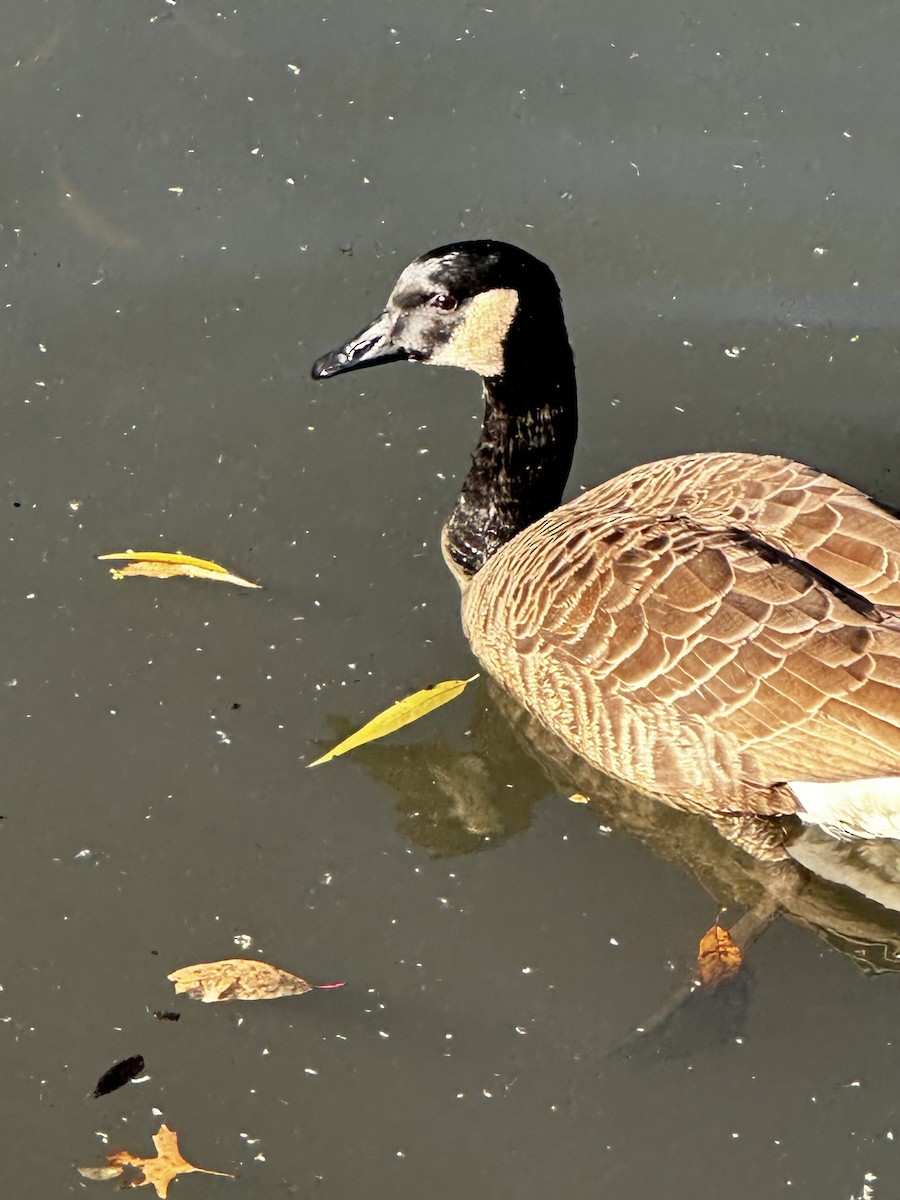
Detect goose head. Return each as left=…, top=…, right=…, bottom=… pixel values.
left=311, top=239, right=566, bottom=385
left=311, top=240, right=578, bottom=578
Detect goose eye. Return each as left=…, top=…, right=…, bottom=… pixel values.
left=429, top=293, right=457, bottom=312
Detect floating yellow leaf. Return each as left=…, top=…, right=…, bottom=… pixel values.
left=568, top=793, right=590, bottom=804
left=103, top=1123, right=233, bottom=1198
left=169, top=958, right=315, bottom=1003
left=307, top=675, right=479, bottom=767
left=696, top=921, right=743, bottom=989
left=98, top=550, right=260, bottom=589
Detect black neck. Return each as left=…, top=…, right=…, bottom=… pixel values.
left=444, top=341, right=577, bottom=578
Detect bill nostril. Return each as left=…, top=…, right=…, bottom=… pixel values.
left=349, top=337, right=377, bottom=360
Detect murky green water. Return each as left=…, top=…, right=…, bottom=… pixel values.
left=3, top=2, right=900, bottom=1197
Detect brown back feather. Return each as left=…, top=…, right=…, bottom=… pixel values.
left=462, top=453, right=900, bottom=816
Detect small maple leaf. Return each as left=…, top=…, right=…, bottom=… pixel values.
left=106, top=1123, right=233, bottom=1199
left=696, top=921, right=743, bottom=988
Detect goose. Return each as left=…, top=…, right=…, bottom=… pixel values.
left=311, top=239, right=900, bottom=851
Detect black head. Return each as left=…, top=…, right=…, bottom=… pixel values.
left=311, top=240, right=565, bottom=383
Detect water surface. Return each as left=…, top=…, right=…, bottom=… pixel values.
left=3, top=3, right=900, bottom=1197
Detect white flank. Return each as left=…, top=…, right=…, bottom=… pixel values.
left=790, top=777, right=900, bottom=840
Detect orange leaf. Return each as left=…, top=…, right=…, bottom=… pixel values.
left=696, top=922, right=743, bottom=988
left=104, top=1124, right=233, bottom=1199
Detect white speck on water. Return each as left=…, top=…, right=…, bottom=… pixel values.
left=233, top=933, right=253, bottom=950
left=287, top=63, right=302, bottom=75
left=215, top=730, right=231, bottom=745
left=609, top=937, right=619, bottom=946
left=521, top=966, right=533, bottom=974
left=724, top=345, right=744, bottom=358
left=813, top=246, right=827, bottom=256
left=168, top=186, right=184, bottom=195
left=304, top=1067, right=318, bottom=1076
left=851, top=1174, right=877, bottom=1200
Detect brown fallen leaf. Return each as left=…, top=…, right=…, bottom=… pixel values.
left=103, top=1123, right=233, bottom=1199
left=98, top=550, right=260, bottom=589
left=307, top=675, right=479, bottom=767
left=696, top=921, right=743, bottom=988
left=168, top=958, right=326, bottom=1003
left=91, top=1053, right=145, bottom=1098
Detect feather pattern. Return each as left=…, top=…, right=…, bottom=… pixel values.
left=462, top=452, right=900, bottom=824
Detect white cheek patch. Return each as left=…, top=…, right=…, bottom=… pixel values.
left=791, top=777, right=900, bottom=839
left=430, top=287, right=519, bottom=376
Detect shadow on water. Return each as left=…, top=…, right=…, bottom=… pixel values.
left=337, top=679, right=900, bottom=957
left=321, top=674, right=900, bottom=1061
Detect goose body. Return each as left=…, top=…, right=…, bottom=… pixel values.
left=312, top=240, right=900, bottom=845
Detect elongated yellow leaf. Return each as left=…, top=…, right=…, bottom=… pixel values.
left=308, top=675, right=478, bottom=767
left=98, top=550, right=261, bottom=589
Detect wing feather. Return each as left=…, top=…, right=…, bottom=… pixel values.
left=463, top=460, right=900, bottom=817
